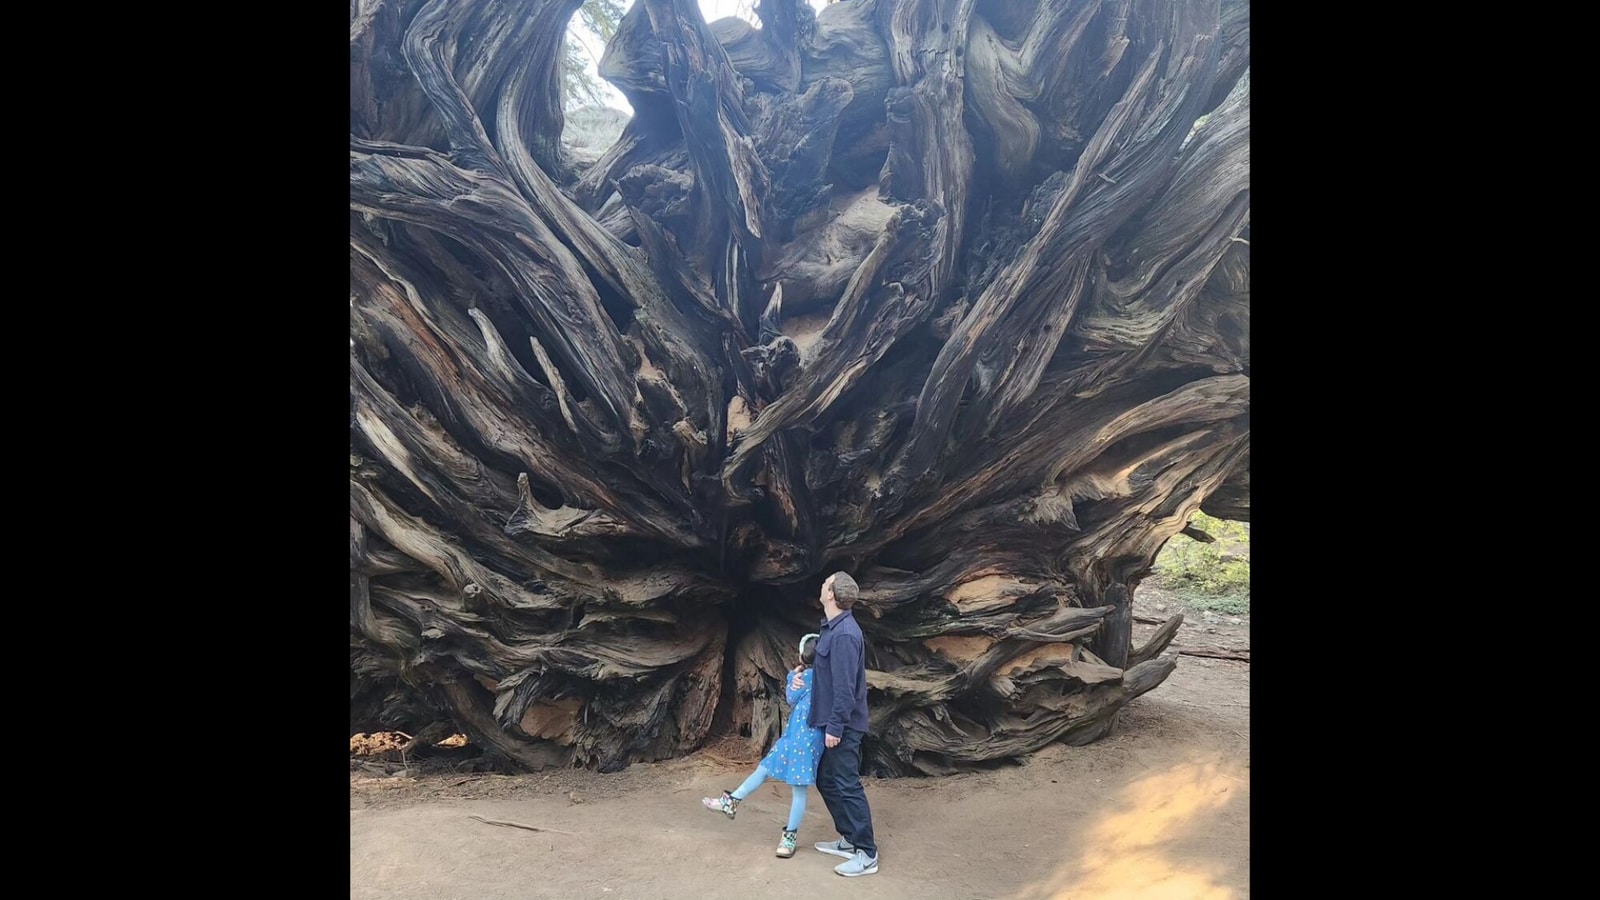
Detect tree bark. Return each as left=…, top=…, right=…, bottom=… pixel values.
left=350, top=0, right=1250, bottom=776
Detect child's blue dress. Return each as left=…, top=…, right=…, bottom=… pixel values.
left=761, top=668, right=825, bottom=785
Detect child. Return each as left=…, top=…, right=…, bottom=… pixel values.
left=702, top=633, right=825, bottom=858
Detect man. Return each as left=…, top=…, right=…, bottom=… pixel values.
left=794, top=571, right=879, bottom=877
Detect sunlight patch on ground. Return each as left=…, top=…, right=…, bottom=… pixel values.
left=1012, top=759, right=1245, bottom=900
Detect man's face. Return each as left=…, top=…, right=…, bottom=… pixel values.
left=821, top=575, right=835, bottom=605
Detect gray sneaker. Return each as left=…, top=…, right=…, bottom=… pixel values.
left=834, top=849, right=879, bottom=877
left=815, top=837, right=856, bottom=859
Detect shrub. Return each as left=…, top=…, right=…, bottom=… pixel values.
left=1151, top=511, right=1249, bottom=611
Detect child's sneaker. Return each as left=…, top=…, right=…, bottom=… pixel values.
left=775, top=830, right=798, bottom=858
left=700, top=790, right=739, bottom=819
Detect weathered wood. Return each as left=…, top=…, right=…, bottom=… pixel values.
left=1095, top=583, right=1133, bottom=669
left=350, top=0, right=1250, bottom=776
left=1128, top=612, right=1184, bottom=666
left=1178, top=647, right=1249, bottom=662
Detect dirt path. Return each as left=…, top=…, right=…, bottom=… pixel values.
left=351, top=609, right=1249, bottom=899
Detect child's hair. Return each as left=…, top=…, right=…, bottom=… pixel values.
left=797, top=633, right=819, bottom=669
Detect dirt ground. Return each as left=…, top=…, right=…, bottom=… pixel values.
left=351, top=591, right=1249, bottom=899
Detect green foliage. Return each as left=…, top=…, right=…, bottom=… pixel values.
left=1187, top=593, right=1250, bottom=615
left=1151, top=511, right=1249, bottom=611
left=581, top=0, right=626, bottom=41
left=563, top=0, right=628, bottom=111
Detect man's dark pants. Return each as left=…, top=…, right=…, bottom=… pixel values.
left=816, top=728, right=876, bottom=855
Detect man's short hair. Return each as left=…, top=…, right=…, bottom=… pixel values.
left=830, top=571, right=860, bottom=609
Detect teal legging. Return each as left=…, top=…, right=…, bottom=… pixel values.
left=731, top=765, right=808, bottom=832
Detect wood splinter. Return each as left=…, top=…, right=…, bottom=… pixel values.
left=468, top=814, right=578, bottom=836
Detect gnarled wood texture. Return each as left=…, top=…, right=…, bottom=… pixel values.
left=350, top=0, right=1249, bottom=776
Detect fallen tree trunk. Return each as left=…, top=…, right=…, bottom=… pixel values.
left=350, top=0, right=1250, bottom=776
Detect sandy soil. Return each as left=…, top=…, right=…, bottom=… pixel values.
left=351, top=595, right=1249, bottom=899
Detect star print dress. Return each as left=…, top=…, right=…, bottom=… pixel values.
left=760, top=667, right=825, bottom=785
